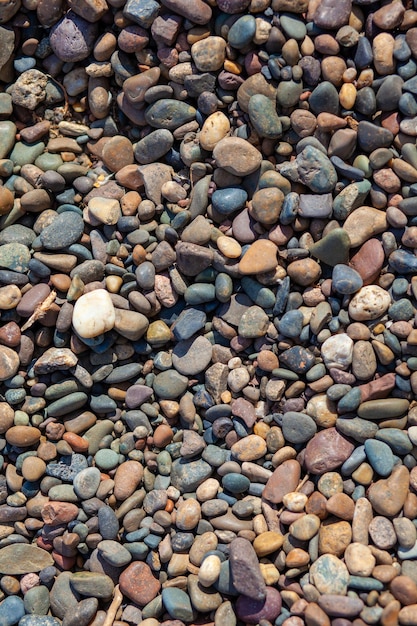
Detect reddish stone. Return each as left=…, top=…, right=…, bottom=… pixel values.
left=119, top=562, right=161, bottom=606
left=304, top=428, right=354, bottom=475
left=350, top=239, right=385, bottom=286
left=359, top=373, right=396, bottom=402
left=263, top=460, right=301, bottom=504
left=41, top=502, right=79, bottom=526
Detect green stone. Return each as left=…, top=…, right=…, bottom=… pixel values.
left=309, top=228, right=351, bottom=266
left=145, top=99, right=196, bottom=130
left=358, top=399, right=409, bottom=420
left=248, top=94, right=282, bottom=139
left=0, top=242, right=30, bottom=272
left=35, top=152, right=64, bottom=171
left=0, top=121, right=16, bottom=160
left=9, top=141, right=45, bottom=166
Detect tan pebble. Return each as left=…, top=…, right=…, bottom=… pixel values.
left=175, top=499, right=201, bottom=530
left=231, top=434, right=267, bottom=461
left=348, top=285, right=391, bottom=321
left=283, top=492, right=308, bottom=512
left=191, top=36, right=227, bottom=72
left=290, top=514, right=321, bottom=541
left=216, top=235, right=242, bottom=259
left=259, top=562, right=280, bottom=586
left=344, top=543, right=375, bottom=577
left=0, top=186, right=14, bottom=215
left=199, top=111, right=231, bottom=151
left=253, top=531, right=284, bottom=556
left=326, top=493, right=355, bottom=521
left=196, top=478, right=220, bottom=502
left=286, top=548, right=310, bottom=568
left=0, top=403, right=14, bottom=434
left=373, top=33, right=395, bottom=75
left=287, top=258, right=321, bottom=286
left=6, top=426, right=41, bottom=447
left=352, top=462, right=374, bottom=485
left=390, top=575, right=417, bottom=606
left=198, top=554, right=222, bottom=587
left=88, top=197, right=121, bottom=225
left=0, top=285, right=21, bottom=310
left=21, top=457, right=46, bottom=482
left=339, top=83, right=356, bottom=109
left=398, top=604, right=417, bottom=625
left=372, top=564, right=399, bottom=584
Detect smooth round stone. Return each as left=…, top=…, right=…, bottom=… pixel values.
left=0, top=346, right=19, bottom=382
left=50, top=11, right=98, bottom=62
left=238, top=239, right=278, bottom=275
left=282, top=411, right=317, bottom=444
left=309, top=554, right=349, bottom=595
left=278, top=310, right=304, bottom=339
left=145, top=99, right=196, bottom=130
left=69, top=572, right=114, bottom=598
left=153, top=370, right=188, bottom=399
left=228, top=15, right=256, bottom=49
left=40, top=212, right=84, bottom=250
left=309, top=81, right=339, bottom=115
left=94, top=449, right=119, bottom=471
left=389, top=298, right=415, bottom=321
left=171, top=458, right=212, bottom=493
left=172, top=335, right=212, bottom=376
left=23, top=585, right=50, bottom=616
left=0, top=544, right=53, bottom=574
left=97, top=540, right=132, bottom=567
left=332, top=265, right=363, bottom=294
left=134, top=129, right=174, bottom=165
left=162, top=587, right=194, bottom=622
left=222, top=473, right=250, bottom=494
left=348, top=286, right=391, bottom=321
left=238, top=306, right=269, bottom=338
left=213, top=137, right=262, bottom=176
left=0, top=243, right=30, bottom=273
left=365, top=439, right=394, bottom=478
left=248, top=94, right=282, bottom=139
left=191, top=36, right=227, bottom=71
left=212, top=187, right=248, bottom=215
left=0, top=597, right=25, bottom=626
left=73, top=467, right=101, bottom=500
left=72, top=289, right=115, bottom=339
left=321, top=334, right=353, bottom=371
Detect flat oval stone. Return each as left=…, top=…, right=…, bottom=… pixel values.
left=69, top=572, right=114, bottom=598
left=0, top=544, right=53, bottom=574
left=40, top=211, right=84, bottom=250
left=212, top=187, right=248, bottom=215
left=213, top=137, right=262, bottom=176
left=145, top=100, right=196, bottom=130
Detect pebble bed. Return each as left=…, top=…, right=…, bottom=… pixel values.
left=2, top=0, right=417, bottom=625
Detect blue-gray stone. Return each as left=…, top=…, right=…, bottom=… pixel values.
left=308, top=82, right=339, bottom=115
left=123, top=0, right=159, bottom=27
left=282, top=412, right=317, bottom=444
left=222, top=473, right=250, bottom=494
left=214, top=560, right=239, bottom=596
left=354, top=35, right=373, bottom=68
left=170, top=458, right=212, bottom=493
left=330, top=156, right=365, bottom=181
left=390, top=248, right=417, bottom=273
left=279, top=346, right=315, bottom=373
left=172, top=308, right=206, bottom=341
left=241, top=277, right=275, bottom=308
left=184, top=283, right=216, bottom=305
left=336, top=417, right=379, bottom=444
left=297, top=146, right=337, bottom=193
left=162, top=588, right=195, bottom=622
left=145, top=100, right=196, bottom=130
left=357, top=121, right=393, bottom=153
left=341, top=445, right=366, bottom=476
left=46, top=454, right=88, bottom=482
left=153, top=370, right=188, bottom=399
left=0, top=597, right=25, bottom=626
left=19, top=618, right=60, bottom=626
left=399, top=92, right=417, bottom=117
left=388, top=298, right=415, bottom=321
left=398, top=540, right=417, bottom=560
left=228, top=16, right=256, bottom=49
left=348, top=576, right=384, bottom=592
left=332, top=264, right=363, bottom=294
left=337, top=387, right=362, bottom=414
left=40, top=212, right=84, bottom=250
left=375, top=429, right=413, bottom=455
left=365, top=439, right=394, bottom=478
left=212, top=188, right=247, bottom=215
left=277, top=310, right=304, bottom=339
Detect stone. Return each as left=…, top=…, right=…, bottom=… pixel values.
left=236, top=587, right=282, bottom=625
left=0, top=545, right=53, bottom=574
left=304, top=428, right=355, bottom=474
left=50, top=11, right=98, bottom=62
left=309, top=554, right=349, bottom=595
left=368, top=465, right=410, bottom=516
left=213, top=137, right=262, bottom=176
left=119, top=562, right=161, bottom=606
left=348, top=286, right=391, bottom=321
left=229, top=538, right=266, bottom=601
left=72, top=289, right=115, bottom=338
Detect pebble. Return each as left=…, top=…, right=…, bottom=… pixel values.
left=0, top=1, right=417, bottom=624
